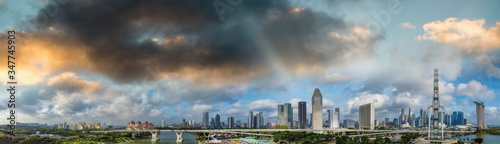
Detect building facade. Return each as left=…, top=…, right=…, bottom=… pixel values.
left=312, top=88, right=323, bottom=130
left=474, top=101, right=487, bottom=129
left=359, top=102, right=374, bottom=130
left=298, top=101, right=307, bottom=129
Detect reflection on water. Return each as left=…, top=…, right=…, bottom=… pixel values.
left=116, top=132, right=198, bottom=144
left=455, top=134, right=500, bottom=143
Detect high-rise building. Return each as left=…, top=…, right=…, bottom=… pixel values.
left=385, top=118, right=390, bottom=126
left=343, top=119, right=356, bottom=128
left=474, top=101, right=487, bottom=129
left=210, top=118, right=215, bottom=129
left=259, top=111, right=264, bottom=128
left=215, top=114, right=221, bottom=129
left=457, top=111, right=464, bottom=125
left=227, top=117, right=234, bottom=129
left=312, top=88, right=323, bottom=130
left=408, top=108, right=412, bottom=124
left=248, top=111, right=253, bottom=128
left=335, top=108, right=340, bottom=127
left=359, top=102, right=375, bottom=130
left=255, top=112, right=260, bottom=128
left=393, top=118, right=399, bottom=126
left=400, top=108, right=405, bottom=126
left=161, top=120, right=165, bottom=128
left=298, top=101, right=307, bottom=129
left=278, top=104, right=284, bottom=127
left=284, top=103, right=293, bottom=128
left=420, top=109, right=424, bottom=127
left=203, top=112, right=209, bottom=129
left=236, top=120, right=241, bottom=128
left=327, top=110, right=334, bottom=128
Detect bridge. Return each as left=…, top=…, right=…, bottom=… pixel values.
left=90, top=129, right=475, bottom=142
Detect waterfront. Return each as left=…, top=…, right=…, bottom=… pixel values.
left=455, top=134, right=500, bottom=143
left=117, top=132, right=198, bottom=144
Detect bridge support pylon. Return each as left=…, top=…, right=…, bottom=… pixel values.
left=176, top=132, right=184, bottom=142
left=151, top=131, right=160, bottom=141
left=132, top=132, right=137, bottom=139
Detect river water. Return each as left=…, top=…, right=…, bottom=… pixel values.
left=116, top=132, right=198, bottom=144
left=455, top=134, right=500, bottom=143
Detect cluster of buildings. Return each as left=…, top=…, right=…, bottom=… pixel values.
left=200, top=112, right=266, bottom=129
left=57, top=122, right=102, bottom=130
left=125, top=121, right=156, bottom=130
left=190, top=69, right=488, bottom=131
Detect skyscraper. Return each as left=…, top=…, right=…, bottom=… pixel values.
left=457, top=111, right=464, bottom=125
left=278, top=104, right=284, bottom=127
left=359, top=102, right=375, bottom=130
left=385, top=118, right=390, bottom=126
left=312, top=88, right=323, bottom=130
left=215, top=114, right=221, bottom=129
left=210, top=118, right=215, bottom=129
left=227, top=117, right=234, bottom=129
left=335, top=108, right=340, bottom=127
left=420, top=109, right=424, bottom=127
left=400, top=108, right=405, bottom=126
left=248, top=111, right=253, bottom=128
left=255, top=112, right=260, bottom=128
left=284, top=103, right=293, bottom=128
left=161, top=120, right=165, bottom=128
left=474, top=101, right=487, bottom=129
left=259, top=111, right=264, bottom=128
left=298, top=101, right=307, bottom=129
left=202, top=112, right=209, bottom=129
left=408, top=107, right=412, bottom=124
left=327, top=109, right=339, bottom=129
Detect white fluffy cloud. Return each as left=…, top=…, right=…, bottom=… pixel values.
left=456, top=80, right=496, bottom=100
left=400, top=22, right=416, bottom=30
left=417, top=17, right=500, bottom=52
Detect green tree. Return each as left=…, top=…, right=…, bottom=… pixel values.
left=474, top=138, right=484, bottom=144
left=361, top=136, right=370, bottom=144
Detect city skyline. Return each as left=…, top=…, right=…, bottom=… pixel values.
left=0, top=0, right=499, bottom=127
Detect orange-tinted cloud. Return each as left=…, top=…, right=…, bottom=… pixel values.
left=417, top=17, right=500, bottom=52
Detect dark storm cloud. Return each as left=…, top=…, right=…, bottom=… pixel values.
left=31, top=0, right=382, bottom=83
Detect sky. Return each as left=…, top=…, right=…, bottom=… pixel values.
left=0, top=0, right=499, bottom=126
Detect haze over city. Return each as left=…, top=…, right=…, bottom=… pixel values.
left=0, top=0, right=499, bottom=128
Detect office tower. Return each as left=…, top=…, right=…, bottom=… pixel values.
left=400, top=108, right=405, bottom=125
left=298, top=101, right=307, bottom=129
left=182, top=119, right=187, bottom=128
left=385, top=118, right=389, bottom=126
left=278, top=104, right=284, bottom=126
left=227, top=117, right=234, bottom=129
left=161, top=120, right=165, bottom=128
left=464, top=119, right=467, bottom=125
left=474, top=101, right=487, bottom=129
left=343, top=119, right=356, bottom=128
left=375, top=120, right=379, bottom=126
left=359, top=102, right=375, bottom=130
left=393, top=118, right=399, bottom=126
left=255, top=112, right=260, bottom=128
left=408, top=108, right=412, bottom=124
left=310, top=113, right=313, bottom=128
left=335, top=108, right=340, bottom=127
left=253, top=116, right=257, bottom=128
left=420, top=109, right=423, bottom=127
left=248, top=111, right=253, bottom=128
left=236, top=120, right=241, bottom=128
left=451, top=111, right=457, bottom=126
left=284, top=103, right=293, bottom=128
left=210, top=118, right=215, bottom=129
left=259, top=112, right=264, bottom=128
left=327, top=110, right=333, bottom=128
left=312, top=88, right=323, bottom=129
left=215, top=114, right=221, bottom=129
left=457, top=111, right=464, bottom=125
left=203, top=112, right=209, bottom=129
